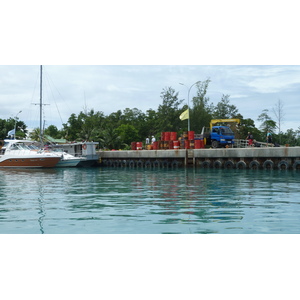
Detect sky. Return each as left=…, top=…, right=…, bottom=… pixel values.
left=0, top=65, right=300, bottom=133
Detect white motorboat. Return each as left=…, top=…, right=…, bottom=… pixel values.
left=48, top=148, right=84, bottom=167
left=0, top=139, right=61, bottom=168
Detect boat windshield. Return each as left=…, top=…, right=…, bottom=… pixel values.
left=4, top=141, right=39, bottom=150
left=27, top=144, right=40, bottom=150
left=16, top=143, right=32, bottom=150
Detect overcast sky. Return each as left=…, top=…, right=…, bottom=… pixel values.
left=0, top=65, right=300, bottom=133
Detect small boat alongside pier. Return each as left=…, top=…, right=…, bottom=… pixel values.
left=57, top=141, right=99, bottom=167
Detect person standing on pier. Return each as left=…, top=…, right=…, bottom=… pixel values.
left=151, top=136, right=156, bottom=144
left=246, top=132, right=253, bottom=147
left=266, top=131, right=272, bottom=146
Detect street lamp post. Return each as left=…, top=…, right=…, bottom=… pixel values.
left=14, top=110, right=22, bottom=139
left=179, top=81, right=200, bottom=131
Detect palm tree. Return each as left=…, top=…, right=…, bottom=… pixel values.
left=99, top=126, right=122, bottom=150
left=28, top=128, right=41, bottom=142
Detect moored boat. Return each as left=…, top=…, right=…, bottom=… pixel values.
left=0, top=139, right=61, bottom=168
left=48, top=148, right=83, bottom=167
left=52, top=141, right=99, bottom=167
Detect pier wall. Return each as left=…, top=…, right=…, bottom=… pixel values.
left=98, top=147, right=300, bottom=170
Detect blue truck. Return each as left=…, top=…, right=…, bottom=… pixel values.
left=200, top=119, right=240, bottom=148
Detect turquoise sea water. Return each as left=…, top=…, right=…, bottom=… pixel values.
left=1, top=167, right=300, bottom=234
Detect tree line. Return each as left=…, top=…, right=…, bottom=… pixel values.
left=1, top=79, right=299, bottom=148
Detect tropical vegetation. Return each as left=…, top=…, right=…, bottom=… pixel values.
left=1, top=80, right=299, bottom=149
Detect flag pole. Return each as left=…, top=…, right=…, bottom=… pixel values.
left=14, top=110, right=22, bottom=139
left=179, top=81, right=200, bottom=131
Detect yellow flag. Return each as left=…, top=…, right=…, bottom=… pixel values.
left=179, top=109, right=189, bottom=120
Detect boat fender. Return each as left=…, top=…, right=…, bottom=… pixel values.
left=292, top=160, right=300, bottom=170
left=249, top=160, right=260, bottom=170
left=129, top=160, right=135, bottom=168
left=213, top=160, right=222, bottom=169
left=162, top=160, right=169, bottom=168
left=137, top=160, right=143, bottom=167
left=145, top=161, right=151, bottom=168
left=278, top=160, right=289, bottom=170
left=171, top=160, right=179, bottom=168
left=224, top=160, right=234, bottom=169
left=201, top=161, right=211, bottom=168
left=236, top=161, right=247, bottom=169
left=153, top=160, right=160, bottom=168
left=263, top=160, right=274, bottom=170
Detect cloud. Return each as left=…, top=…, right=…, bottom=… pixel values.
left=0, top=65, right=300, bottom=132
left=106, top=84, right=119, bottom=92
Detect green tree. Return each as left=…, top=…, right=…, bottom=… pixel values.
left=99, top=125, right=122, bottom=150
left=279, top=128, right=300, bottom=146
left=0, top=117, right=27, bottom=140
left=0, top=119, right=7, bottom=140
left=29, top=128, right=41, bottom=142
left=156, top=87, right=183, bottom=134
left=190, top=79, right=214, bottom=132
left=237, top=116, right=261, bottom=141
left=63, top=109, right=105, bottom=141
left=282, top=129, right=297, bottom=146
left=143, top=109, right=159, bottom=141
left=213, top=94, right=239, bottom=119
left=116, top=124, right=139, bottom=146
left=106, top=110, right=123, bottom=128
left=44, top=125, right=60, bottom=138
left=257, top=109, right=277, bottom=135
left=63, top=113, right=83, bottom=141
left=122, top=108, right=147, bottom=141
left=78, top=109, right=105, bottom=141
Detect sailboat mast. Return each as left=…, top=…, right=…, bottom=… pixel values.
left=39, top=65, right=43, bottom=144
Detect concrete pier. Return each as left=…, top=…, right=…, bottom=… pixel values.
left=98, top=147, right=300, bottom=170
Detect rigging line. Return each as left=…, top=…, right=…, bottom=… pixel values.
left=44, top=68, right=69, bottom=125
left=30, top=68, right=40, bottom=105
left=27, top=69, right=41, bottom=128
left=43, top=71, right=64, bottom=125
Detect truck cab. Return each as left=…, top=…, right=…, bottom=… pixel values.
left=210, top=126, right=235, bottom=148
left=200, top=125, right=235, bottom=148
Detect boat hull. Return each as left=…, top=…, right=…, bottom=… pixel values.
left=56, top=159, right=81, bottom=167
left=0, top=156, right=60, bottom=168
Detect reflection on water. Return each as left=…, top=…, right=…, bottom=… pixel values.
left=0, top=167, right=300, bottom=233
